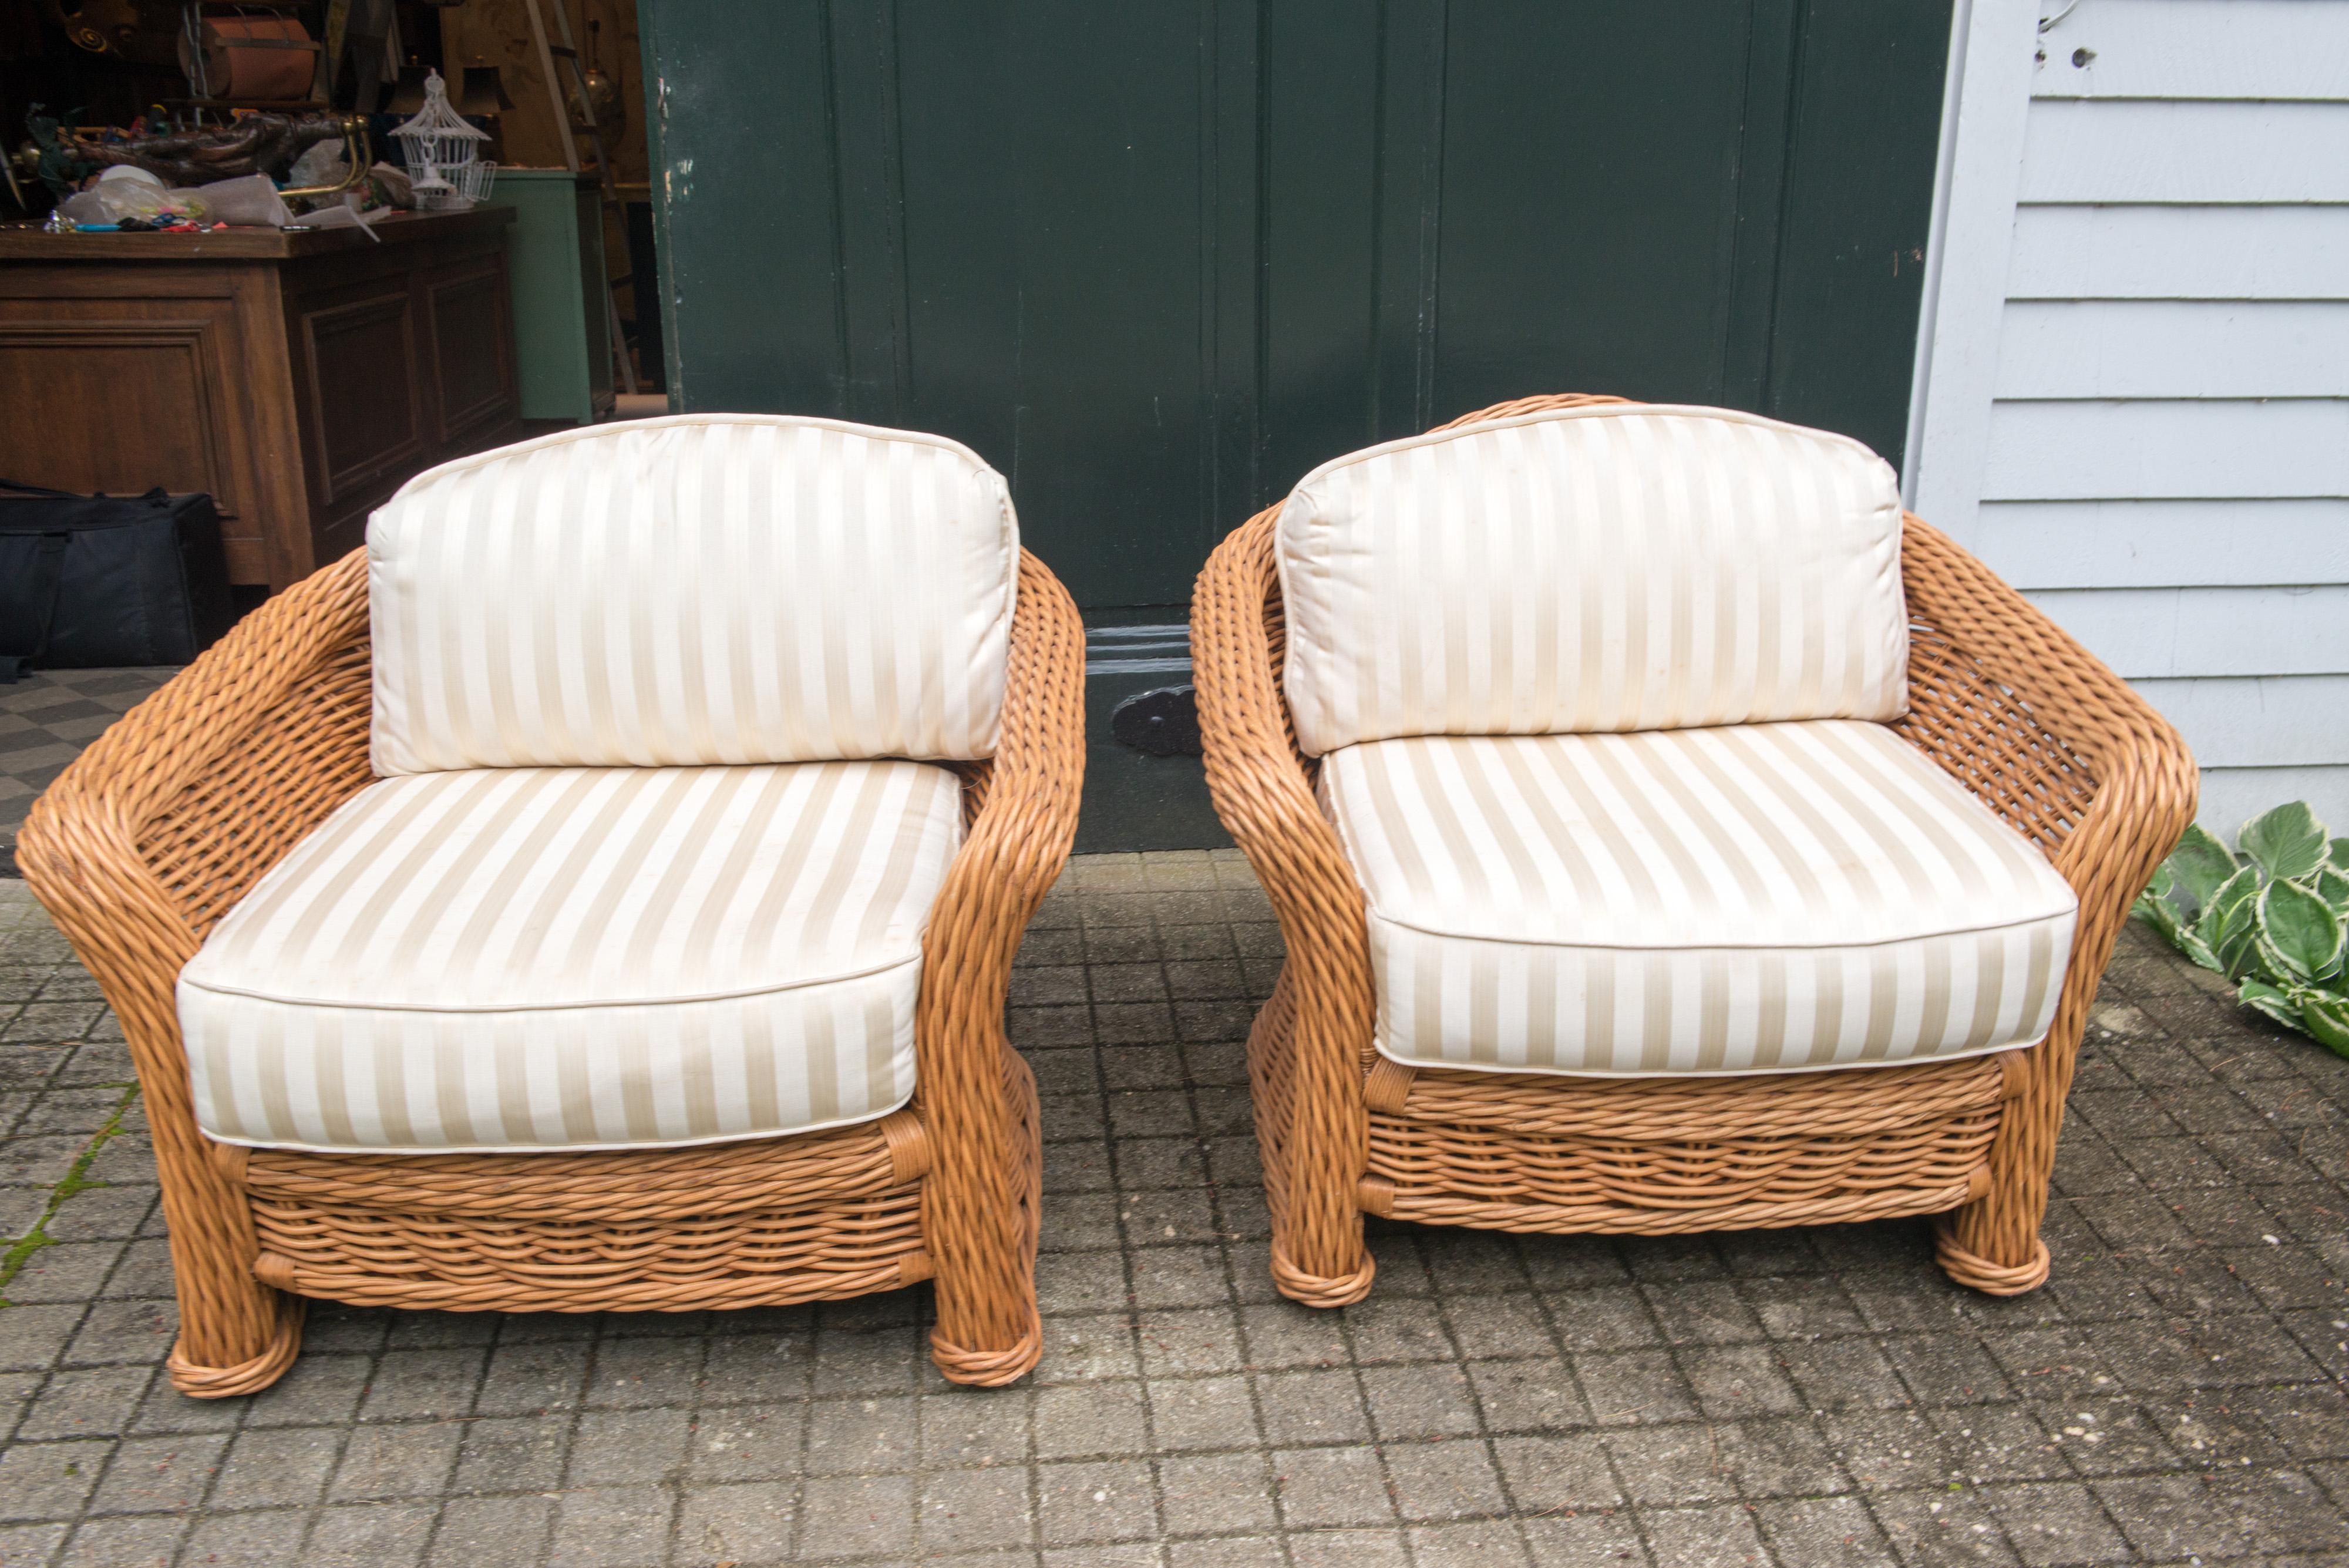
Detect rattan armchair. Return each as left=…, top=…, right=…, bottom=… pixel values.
left=21, top=453, right=1083, bottom=1397
left=1192, top=393, right=2195, bottom=1305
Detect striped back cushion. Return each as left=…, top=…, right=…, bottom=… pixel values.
left=368, top=415, right=1018, bottom=774
left=1275, top=405, right=1909, bottom=755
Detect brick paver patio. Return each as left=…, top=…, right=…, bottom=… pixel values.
left=1, top=853, right=2345, bottom=1567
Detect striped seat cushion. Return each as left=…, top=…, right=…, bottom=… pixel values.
left=178, top=761, right=964, bottom=1153
left=369, top=415, right=1017, bottom=775
left=1317, top=722, right=2078, bottom=1076
left=1277, top=405, right=1909, bottom=755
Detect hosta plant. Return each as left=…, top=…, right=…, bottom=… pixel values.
left=2133, top=802, right=2349, bottom=1058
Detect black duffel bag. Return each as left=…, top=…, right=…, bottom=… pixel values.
left=0, top=480, right=235, bottom=682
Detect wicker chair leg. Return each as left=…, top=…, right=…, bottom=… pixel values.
left=1250, top=974, right=1375, bottom=1308
left=154, top=1142, right=307, bottom=1396
left=926, top=1053, right=1045, bottom=1386
left=1934, top=1021, right=2079, bottom=1294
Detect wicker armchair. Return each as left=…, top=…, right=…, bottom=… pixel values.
left=21, top=417, right=1083, bottom=1395
left=1192, top=394, right=2195, bottom=1305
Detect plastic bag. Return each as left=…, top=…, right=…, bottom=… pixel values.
left=190, top=174, right=292, bottom=228
left=285, top=140, right=349, bottom=191
left=57, top=174, right=197, bottom=226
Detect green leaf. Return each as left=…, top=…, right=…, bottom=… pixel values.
left=2133, top=889, right=2187, bottom=947
left=2256, top=879, right=2345, bottom=981
left=2199, top=866, right=2264, bottom=978
left=2238, top=978, right=2304, bottom=1031
left=2176, top=926, right=2224, bottom=973
left=2165, top=823, right=2240, bottom=917
left=2315, top=865, right=2349, bottom=914
left=2239, top=802, right=2328, bottom=883
left=2206, top=864, right=2260, bottom=920
left=2331, top=837, right=2349, bottom=871
left=2295, top=988, right=2349, bottom=1059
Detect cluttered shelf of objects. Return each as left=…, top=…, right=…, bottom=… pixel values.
left=0, top=202, right=508, bottom=258
left=21, top=66, right=494, bottom=241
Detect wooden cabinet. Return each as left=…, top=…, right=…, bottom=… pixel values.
left=0, top=208, right=524, bottom=591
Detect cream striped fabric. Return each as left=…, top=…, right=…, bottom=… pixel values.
left=369, top=415, right=1017, bottom=775
left=1277, top=405, right=1909, bottom=756
left=178, top=760, right=964, bottom=1153
left=1317, top=722, right=2078, bottom=1076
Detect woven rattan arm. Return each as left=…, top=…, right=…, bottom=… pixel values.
left=19, top=551, right=373, bottom=1394
left=1192, top=510, right=1381, bottom=1305
left=916, top=550, right=1086, bottom=1382
left=1893, top=517, right=2197, bottom=1291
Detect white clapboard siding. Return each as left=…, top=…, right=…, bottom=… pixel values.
left=2198, top=770, right=2349, bottom=844
left=2029, top=0, right=2349, bottom=100
left=2125, top=677, right=2349, bottom=769
left=1995, top=302, right=2349, bottom=401
left=1983, top=399, right=2349, bottom=502
left=2024, top=588, right=2349, bottom=680
left=1911, top=1, right=2349, bottom=831
left=2007, top=207, right=2349, bottom=301
left=1973, top=499, right=2349, bottom=590
left=2018, top=101, right=2349, bottom=204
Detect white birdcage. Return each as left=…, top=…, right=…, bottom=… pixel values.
left=390, top=69, right=495, bottom=211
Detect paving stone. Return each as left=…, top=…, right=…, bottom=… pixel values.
left=677, top=1482, right=795, bottom=1566
left=1384, top=1436, right=1507, bottom=1522
left=1271, top=1445, right=1396, bottom=1529
left=1036, top=1458, right=1155, bottom=1546
left=450, top=1414, right=572, bottom=1495
left=1641, top=1503, right=1773, bottom=1568
left=55, top=1512, right=186, bottom=1568
left=208, top=1423, right=342, bottom=1510
left=176, top=1508, right=310, bottom=1567
left=1409, top=1518, right=1536, bottom=1566
left=428, top=1494, right=556, bottom=1568
left=546, top=1484, right=674, bottom=1568
left=567, top=1405, right=692, bottom=1486
left=308, top=1500, right=437, bottom=1568
left=1156, top=1451, right=1277, bottom=1537
left=1978, top=1481, right=2132, bottom=1567
left=0, top=1438, right=110, bottom=1522
left=1752, top=1493, right=1890, bottom=1567
left=328, top=1420, right=462, bottom=1501
left=924, top=1463, right=1038, bottom=1553
left=83, top=1431, right=226, bottom=1515
left=15, top=1363, right=149, bottom=1439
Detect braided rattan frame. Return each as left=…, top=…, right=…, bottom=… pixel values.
left=1192, top=393, right=2196, bottom=1306
left=20, top=547, right=1083, bottom=1395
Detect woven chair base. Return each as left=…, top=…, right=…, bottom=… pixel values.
left=1248, top=971, right=2032, bottom=1290
left=1358, top=1051, right=2015, bottom=1241
left=200, top=1056, right=1045, bottom=1385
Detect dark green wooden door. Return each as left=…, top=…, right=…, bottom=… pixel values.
left=638, top=0, right=1950, bottom=843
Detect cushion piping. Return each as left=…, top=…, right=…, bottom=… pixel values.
left=198, top=1088, right=918, bottom=1158
left=1355, top=904, right=2077, bottom=957
left=177, top=950, right=926, bottom=1017
left=1371, top=1034, right=2044, bottom=1082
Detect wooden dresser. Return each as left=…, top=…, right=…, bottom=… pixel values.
left=0, top=208, right=524, bottom=591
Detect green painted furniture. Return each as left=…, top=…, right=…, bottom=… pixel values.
left=497, top=170, right=613, bottom=425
